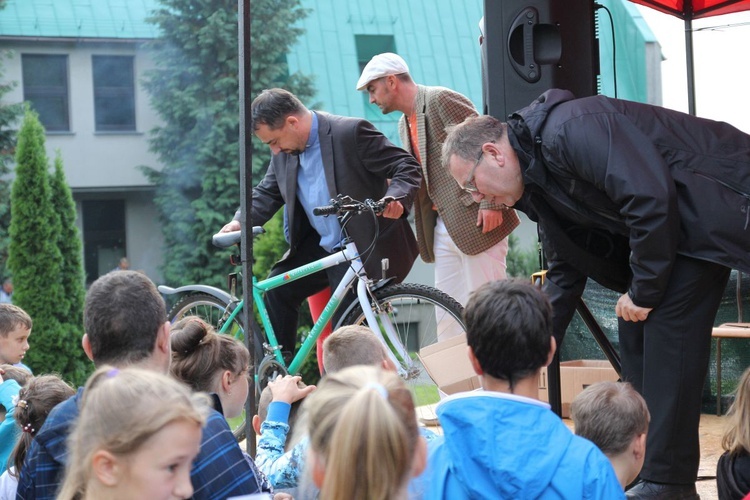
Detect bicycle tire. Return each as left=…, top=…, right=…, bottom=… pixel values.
left=167, top=293, right=253, bottom=442
left=341, top=283, right=466, bottom=425
left=168, top=293, right=246, bottom=341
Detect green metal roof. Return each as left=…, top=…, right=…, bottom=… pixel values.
left=0, top=0, right=160, bottom=39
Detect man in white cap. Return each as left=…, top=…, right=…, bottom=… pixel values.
left=356, top=53, right=519, bottom=320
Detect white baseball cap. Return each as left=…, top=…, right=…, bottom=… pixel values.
left=356, top=52, right=409, bottom=91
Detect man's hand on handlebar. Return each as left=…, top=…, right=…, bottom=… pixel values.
left=220, top=220, right=241, bottom=233
left=379, top=196, right=404, bottom=219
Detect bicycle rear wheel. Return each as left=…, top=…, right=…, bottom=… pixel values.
left=167, top=293, right=252, bottom=442
left=168, top=293, right=245, bottom=342
left=341, top=283, right=466, bottom=426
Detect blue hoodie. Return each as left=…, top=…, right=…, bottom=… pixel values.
left=412, top=391, right=624, bottom=499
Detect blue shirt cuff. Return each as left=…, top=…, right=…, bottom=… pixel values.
left=266, top=401, right=292, bottom=424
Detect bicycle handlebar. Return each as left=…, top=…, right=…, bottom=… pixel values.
left=312, top=205, right=339, bottom=216
left=313, top=195, right=404, bottom=217
left=213, top=195, right=397, bottom=249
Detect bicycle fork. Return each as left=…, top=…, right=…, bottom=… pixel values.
left=355, top=279, right=414, bottom=380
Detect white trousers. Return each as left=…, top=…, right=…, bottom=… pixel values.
left=433, top=217, right=509, bottom=340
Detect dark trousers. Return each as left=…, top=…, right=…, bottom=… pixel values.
left=264, top=237, right=350, bottom=360
left=619, top=255, right=730, bottom=484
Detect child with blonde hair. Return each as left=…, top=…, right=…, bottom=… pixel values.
left=56, top=366, right=210, bottom=500
left=304, top=365, right=427, bottom=500
left=717, top=366, right=750, bottom=499
left=170, top=316, right=250, bottom=420
left=570, top=381, right=650, bottom=489
left=0, top=374, right=75, bottom=497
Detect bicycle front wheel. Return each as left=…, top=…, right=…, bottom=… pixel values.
left=341, top=283, right=466, bottom=425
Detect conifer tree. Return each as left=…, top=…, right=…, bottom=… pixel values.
left=48, top=152, right=90, bottom=385
left=7, top=110, right=69, bottom=376
left=142, top=0, right=313, bottom=288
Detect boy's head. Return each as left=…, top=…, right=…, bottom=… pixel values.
left=322, top=325, right=394, bottom=373
left=570, top=381, right=649, bottom=487
left=82, top=271, right=170, bottom=372
left=463, top=279, right=553, bottom=389
left=0, top=304, right=32, bottom=365
left=252, top=381, right=307, bottom=446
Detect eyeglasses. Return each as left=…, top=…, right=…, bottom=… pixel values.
left=461, top=149, right=485, bottom=194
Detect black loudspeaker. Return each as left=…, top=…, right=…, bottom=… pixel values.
left=481, top=0, right=599, bottom=119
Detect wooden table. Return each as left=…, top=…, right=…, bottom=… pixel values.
left=711, top=323, right=750, bottom=415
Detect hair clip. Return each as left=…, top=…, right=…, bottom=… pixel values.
left=22, top=423, right=35, bottom=434
left=363, top=382, right=389, bottom=400
left=106, top=368, right=120, bottom=378
left=16, top=399, right=28, bottom=409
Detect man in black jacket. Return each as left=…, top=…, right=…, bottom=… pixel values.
left=222, top=88, right=421, bottom=360
left=442, top=89, right=750, bottom=499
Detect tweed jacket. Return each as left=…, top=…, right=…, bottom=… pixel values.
left=398, top=85, right=520, bottom=263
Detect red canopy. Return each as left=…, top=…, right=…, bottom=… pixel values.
left=628, top=0, right=750, bottom=114
left=630, top=0, right=750, bottom=19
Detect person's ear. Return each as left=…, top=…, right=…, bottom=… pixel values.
left=82, top=334, right=94, bottom=362
left=467, top=346, right=484, bottom=376
left=633, top=432, right=647, bottom=461
left=286, top=115, right=299, bottom=129
left=381, top=356, right=398, bottom=373
left=157, top=321, right=171, bottom=356
left=221, top=370, right=233, bottom=394
left=91, top=449, right=121, bottom=487
left=411, top=436, right=428, bottom=477
left=545, top=337, right=557, bottom=367
left=252, top=414, right=262, bottom=436
left=482, top=140, right=502, bottom=160
left=386, top=74, right=397, bottom=89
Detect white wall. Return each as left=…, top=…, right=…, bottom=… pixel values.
left=0, top=40, right=163, bottom=188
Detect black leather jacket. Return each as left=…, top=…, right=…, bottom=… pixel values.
left=507, top=89, right=750, bottom=339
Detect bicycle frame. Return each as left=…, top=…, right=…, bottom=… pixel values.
left=217, top=238, right=411, bottom=376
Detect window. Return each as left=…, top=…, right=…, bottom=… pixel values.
left=82, top=199, right=126, bottom=285
left=92, top=55, right=136, bottom=131
left=22, top=54, right=70, bottom=132
left=354, top=35, right=399, bottom=123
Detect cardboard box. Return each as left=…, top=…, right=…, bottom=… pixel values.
left=417, top=336, right=617, bottom=414
left=539, top=360, right=619, bottom=417
left=417, top=333, right=481, bottom=396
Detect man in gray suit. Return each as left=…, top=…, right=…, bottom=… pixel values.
left=222, top=88, right=421, bottom=358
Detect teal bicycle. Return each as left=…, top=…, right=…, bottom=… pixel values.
left=158, top=195, right=467, bottom=437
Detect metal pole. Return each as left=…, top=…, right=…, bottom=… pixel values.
left=684, top=0, right=697, bottom=115
left=576, top=300, right=622, bottom=376
left=238, top=0, right=256, bottom=455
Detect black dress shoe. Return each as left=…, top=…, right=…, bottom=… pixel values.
left=625, top=480, right=699, bottom=499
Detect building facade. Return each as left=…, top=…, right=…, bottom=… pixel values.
left=0, top=0, right=659, bottom=286
left=0, top=0, right=164, bottom=283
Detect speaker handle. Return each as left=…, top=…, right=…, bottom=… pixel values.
left=508, top=7, right=541, bottom=83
